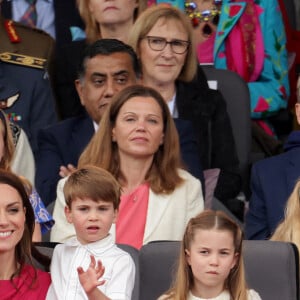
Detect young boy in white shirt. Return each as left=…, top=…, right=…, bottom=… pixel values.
left=46, top=166, right=135, bottom=300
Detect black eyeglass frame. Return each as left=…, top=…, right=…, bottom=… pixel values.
left=144, top=36, right=190, bottom=54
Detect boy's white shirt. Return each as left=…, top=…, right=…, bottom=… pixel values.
left=46, top=234, right=135, bottom=300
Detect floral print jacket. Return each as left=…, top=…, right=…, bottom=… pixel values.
left=214, top=0, right=289, bottom=119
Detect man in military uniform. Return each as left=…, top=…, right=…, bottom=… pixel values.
left=0, top=12, right=58, bottom=155
left=0, top=0, right=84, bottom=49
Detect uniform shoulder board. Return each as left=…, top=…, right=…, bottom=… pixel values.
left=0, top=16, right=55, bottom=70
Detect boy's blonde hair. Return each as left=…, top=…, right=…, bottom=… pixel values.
left=64, top=166, right=121, bottom=209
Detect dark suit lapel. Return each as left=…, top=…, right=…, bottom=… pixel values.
left=72, top=115, right=94, bottom=158
left=285, top=149, right=300, bottom=195
left=0, top=0, right=12, bottom=19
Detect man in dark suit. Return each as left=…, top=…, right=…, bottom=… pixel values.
left=245, top=91, right=300, bottom=239
left=0, top=0, right=84, bottom=48
left=36, top=39, right=204, bottom=206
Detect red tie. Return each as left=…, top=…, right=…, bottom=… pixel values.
left=20, top=0, right=37, bottom=28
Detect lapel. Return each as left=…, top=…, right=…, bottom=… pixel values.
left=285, top=149, right=300, bottom=195
left=71, top=115, right=94, bottom=157
left=214, top=1, right=247, bottom=56
left=176, top=80, right=199, bottom=118
left=0, top=1, right=12, bottom=19
left=143, top=189, right=170, bottom=243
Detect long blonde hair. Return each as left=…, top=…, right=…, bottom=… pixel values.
left=271, top=180, right=300, bottom=252
left=78, top=85, right=183, bottom=194
left=77, top=0, right=147, bottom=43
left=163, top=210, right=248, bottom=300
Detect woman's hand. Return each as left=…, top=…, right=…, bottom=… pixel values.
left=59, top=164, right=77, bottom=178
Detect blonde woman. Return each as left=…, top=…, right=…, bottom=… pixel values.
left=271, top=180, right=300, bottom=252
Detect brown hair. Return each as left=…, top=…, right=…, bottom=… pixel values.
left=78, top=84, right=183, bottom=194
left=0, top=170, right=50, bottom=285
left=0, top=109, right=15, bottom=170
left=77, top=0, right=148, bottom=43
left=64, top=165, right=121, bottom=209
left=164, top=210, right=248, bottom=300
left=128, top=4, right=197, bottom=82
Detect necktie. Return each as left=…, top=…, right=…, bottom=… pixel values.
left=20, top=0, right=37, bottom=28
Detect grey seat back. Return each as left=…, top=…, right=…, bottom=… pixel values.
left=139, top=240, right=299, bottom=300
left=201, top=65, right=251, bottom=194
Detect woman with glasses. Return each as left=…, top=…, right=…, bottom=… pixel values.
left=129, top=5, right=243, bottom=219
left=184, top=0, right=289, bottom=139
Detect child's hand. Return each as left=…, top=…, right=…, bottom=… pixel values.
left=77, top=255, right=106, bottom=294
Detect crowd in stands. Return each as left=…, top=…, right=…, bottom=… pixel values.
left=0, top=0, right=300, bottom=299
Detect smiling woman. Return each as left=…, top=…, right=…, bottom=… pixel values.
left=51, top=85, right=204, bottom=248
left=0, top=170, right=51, bottom=300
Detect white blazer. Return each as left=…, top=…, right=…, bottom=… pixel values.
left=50, top=169, right=204, bottom=244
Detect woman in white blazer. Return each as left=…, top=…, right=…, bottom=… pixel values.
left=51, top=85, right=204, bottom=247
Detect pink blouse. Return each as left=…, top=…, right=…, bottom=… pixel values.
left=116, top=183, right=150, bottom=249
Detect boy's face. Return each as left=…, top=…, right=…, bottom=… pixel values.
left=65, top=197, right=117, bottom=245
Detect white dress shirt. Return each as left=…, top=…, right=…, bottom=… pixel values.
left=46, top=234, right=135, bottom=300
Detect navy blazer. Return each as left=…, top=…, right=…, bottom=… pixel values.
left=36, top=114, right=204, bottom=206
left=245, top=146, right=300, bottom=240
left=0, top=0, right=84, bottom=48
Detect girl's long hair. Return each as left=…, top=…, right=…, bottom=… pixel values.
left=164, top=210, right=248, bottom=300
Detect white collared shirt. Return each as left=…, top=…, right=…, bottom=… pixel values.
left=46, top=234, right=135, bottom=300
left=187, top=289, right=262, bottom=300
left=167, top=93, right=178, bottom=118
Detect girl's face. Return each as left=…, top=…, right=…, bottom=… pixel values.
left=88, top=0, right=138, bottom=25
left=0, top=184, right=25, bottom=254
left=112, top=96, right=164, bottom=160
left=186, top=229, right=238, bottom=298
left=139, top=18, right=188, bottom=86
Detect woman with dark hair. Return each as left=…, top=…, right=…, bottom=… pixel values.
left=0, top=170, right=51, bottom=299
left=51, top=85, right=204, bottom=247
left=0, top=109, right=54, bottom=241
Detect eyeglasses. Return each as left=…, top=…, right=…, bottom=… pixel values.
left=145, top=36, right=190, bottom=54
